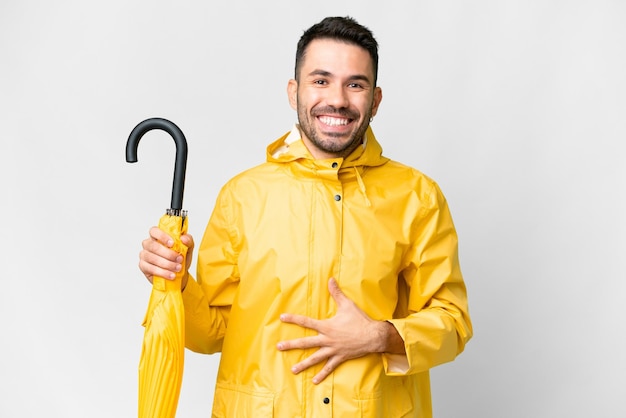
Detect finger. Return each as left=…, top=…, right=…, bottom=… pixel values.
left=139, top=257, right=179, bottom=281
left=149, top=226, right=175, bottom=247
left=180, top=234, right=195, bottom=270
left=280, top=313, right=320, bottom=330
left=180, top=233, right=194, bottom=249
left=276, top=335, right=322, bottom=351
left=140, top=245, right=183, bottom=271
left=139, top=247, right=182, bottom=280
left=312, top=358, right=339, bottom=384
left=328, top=277, right=347, bottom=306
left=142, top=237, right=183, bottom=263
left=288, top=347, right=332, bottom=375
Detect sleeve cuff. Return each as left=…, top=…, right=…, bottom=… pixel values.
left=382, top=353, right=410, bottom=375
left=381, top=319, right=410, bottom=375
left=181, top=275, right=205, bottom=311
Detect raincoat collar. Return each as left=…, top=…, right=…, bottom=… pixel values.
left=267, top=124, right=390, bottom=170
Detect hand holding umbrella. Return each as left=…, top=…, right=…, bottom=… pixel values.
left=126, top=117, right=190, bottom=418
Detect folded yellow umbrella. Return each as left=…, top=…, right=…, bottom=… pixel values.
left=126, top=118, right=189, bottom=418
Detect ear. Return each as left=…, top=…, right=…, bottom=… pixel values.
left=287, top=79, right=298, bottom=110
left=371, top=86, right=383, bottom=117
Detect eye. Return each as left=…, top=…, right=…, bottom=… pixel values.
left=314, top=79, right=327, bottom=85
left=348, top=82, right=364, bottom=89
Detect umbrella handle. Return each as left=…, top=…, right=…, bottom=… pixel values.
left=126, top=117, right=188, bottom=211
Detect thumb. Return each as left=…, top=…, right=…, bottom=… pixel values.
left=328, top=277, right=347, bottom=306
left=181, top=233, right=194, bottom=249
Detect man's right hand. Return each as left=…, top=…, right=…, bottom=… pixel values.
left=139, top=226, right=195, bottom=290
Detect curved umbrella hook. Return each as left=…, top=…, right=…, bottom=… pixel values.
left=126, top=117, right=188, bottom=212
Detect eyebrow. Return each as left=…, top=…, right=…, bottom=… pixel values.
left=307, top=69, right=372, bottom=84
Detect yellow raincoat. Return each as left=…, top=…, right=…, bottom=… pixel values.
left=182, top=126, right=472, bottom=417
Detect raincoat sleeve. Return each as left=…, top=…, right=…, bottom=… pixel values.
left=384, top=181, right=473, bottom=376
left=182, top=185, right=240, bottom=354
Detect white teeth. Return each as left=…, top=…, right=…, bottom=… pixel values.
left=319, top=116, right=349, bottom=126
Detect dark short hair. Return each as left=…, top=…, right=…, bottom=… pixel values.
left=295, top=16, right=379, bottom=85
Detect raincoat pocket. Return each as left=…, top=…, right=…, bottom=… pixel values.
left=355, top=381, right=413, bottom=418
left=212, top=383, right=275, bottom=417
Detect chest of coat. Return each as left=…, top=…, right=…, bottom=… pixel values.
left=234, top=173, right=420, bottom=320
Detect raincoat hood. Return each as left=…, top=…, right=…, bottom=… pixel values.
left=266, top=125, right=389, bottom=207
left=267, top=124, right=390, bottom=169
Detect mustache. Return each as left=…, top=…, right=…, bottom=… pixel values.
left=311, top=106, right=358, bottom=120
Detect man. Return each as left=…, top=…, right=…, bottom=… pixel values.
left=139, top=16, right=472, bottom=418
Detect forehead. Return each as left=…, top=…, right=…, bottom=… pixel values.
left=299, top=38, right=374, bottom=80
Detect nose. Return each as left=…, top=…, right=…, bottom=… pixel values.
left=325, top=84, right=350, bottom=109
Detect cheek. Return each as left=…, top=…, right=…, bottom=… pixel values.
left=361, top=99, right=377, bottom=117
left=300, top=89, right=326, bottom=106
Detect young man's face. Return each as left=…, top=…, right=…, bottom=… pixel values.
left=288, top=38, right=382, bottom=160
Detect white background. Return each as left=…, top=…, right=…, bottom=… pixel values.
left=1, top=1, right=625, bottom=417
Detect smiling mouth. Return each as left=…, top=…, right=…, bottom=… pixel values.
left=318, top=115, right=351, bottom=127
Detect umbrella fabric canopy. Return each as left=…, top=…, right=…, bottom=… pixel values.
left=138, top=212, right=188, bottom=418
